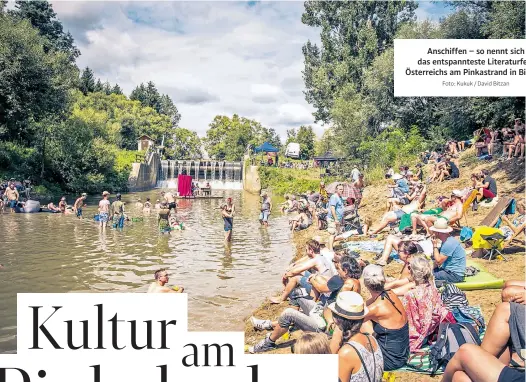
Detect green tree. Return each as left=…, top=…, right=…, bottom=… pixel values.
left=103, top=81, right=112, bottom=95
left=9, top=0, right=80, bottom=61
left=79, top=67, right=95, bottom=95
left=296, top=125, right=315, bottom=159
left=301, top=1, right=417, bottom=123
left=0, top=14, right=77, bottom=145
left=94, top=79, right=103, bottom=93
left=168, top=128, right=201, bottom=159
left=130, top=83, right=147, bottom=104
left=111, top=84, right=123, bottom=95
left=145, top=81, right=162, bottom=113
left=159, top=94, right=181, bottom=127
left=204, top=115, right=272, bottom=161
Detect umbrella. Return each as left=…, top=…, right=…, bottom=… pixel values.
left=325, top=182, right=361, bottom=199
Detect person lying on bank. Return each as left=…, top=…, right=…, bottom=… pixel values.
left=249, top=256, right=362, bottom=354
left=147, top=269, right=184, bottom=293
left=410, top=190, right=463, bottom=236
left=270, top=240, right=334, bottom=304
left=369, top=189, right=427, bottom=235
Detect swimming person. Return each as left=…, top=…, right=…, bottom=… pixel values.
left=135, top=198, right=144, bottom=210
left=58, top=196, right=67, bottom=213
left=73, top=193, right=87, bottom=219
left=222, top=200, right=234, bottom=242
left=111, top=193, right=125, bottom=228
left=154, top=199, right=161, bottom=209
left=147, top=269, right=184, bottom=293
left=98, top=191, right=111, bottom=231
left=259, top=191, right=272, bottom=227
left=143, top=198, right=152, bottom=213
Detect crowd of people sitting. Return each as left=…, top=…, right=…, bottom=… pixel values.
left=420, top=118, right=525, bottom=166
left=248, top=120, right=525, bottom=382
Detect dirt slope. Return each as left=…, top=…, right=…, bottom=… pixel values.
left=245, top=149, right=525, bottom=381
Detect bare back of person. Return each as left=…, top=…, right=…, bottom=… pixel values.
left=367, top=290, right=407, bottom=329
left=147, top=282, right=173, bottom=293
left=164, top=192, right=175, bottom=203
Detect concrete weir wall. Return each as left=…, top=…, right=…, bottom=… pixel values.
left=128, top=152, right=161, bottom=192
left=243, top=159, right=261, bottom=194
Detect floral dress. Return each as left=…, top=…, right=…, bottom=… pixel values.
left=402, top=283, right=452, bottom=352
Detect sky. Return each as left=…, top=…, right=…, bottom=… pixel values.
left=43, top=1, right=451, bottom=139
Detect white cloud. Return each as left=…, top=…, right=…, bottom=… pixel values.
left=49, top=1, right=324, bottom=137
left=48, top=1, right=448, bottom=138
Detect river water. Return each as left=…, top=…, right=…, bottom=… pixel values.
left=0, top=190, right=294, bottom=353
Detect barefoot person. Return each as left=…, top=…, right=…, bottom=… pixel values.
left=73, top=193, right=87, bottom=219
left=161, top=191, right=177, bottom=212
left=221, top=201, right=234, bottom=242
left=5, top=183, right=19, bottom=213
left=158, top=202, right=171, bottom=234
left=111, top=193, right=126, bottom=228
left=259, top=191, right=272, bottom=227
left=147, top=269, right=184, bottom=293
left=98, top=191, right=111, bottom=231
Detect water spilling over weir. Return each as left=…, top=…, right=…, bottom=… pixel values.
left=157, top=160, right=243, bottom=190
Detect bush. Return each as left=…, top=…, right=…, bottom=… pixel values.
left=0, top=142, right=40, bottom=181
left=259, top=167, right=335, bottom=196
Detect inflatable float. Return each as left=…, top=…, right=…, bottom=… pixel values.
left=14, top=200, right=41, bottom=213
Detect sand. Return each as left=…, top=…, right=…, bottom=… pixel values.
left=244, top=149, right=525, bottom=381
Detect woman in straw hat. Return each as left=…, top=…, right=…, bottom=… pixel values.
left=329, top=291, right=384, bottom=382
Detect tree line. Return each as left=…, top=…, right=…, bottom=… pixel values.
left=301, top=0, right=525, bottom=170
left=0, top=1, right=188, bottom=193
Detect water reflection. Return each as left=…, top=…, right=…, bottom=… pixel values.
left=0, top=190, right=294, bottom=353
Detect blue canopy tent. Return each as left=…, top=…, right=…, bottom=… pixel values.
left=254, top=142, right=279, bottom=153
left=254, top=142, right=279, bottom=166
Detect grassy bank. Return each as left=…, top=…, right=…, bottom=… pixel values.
left=259, top=166, right=335, bottom=196
left=246, top=148, right=525, bottom=381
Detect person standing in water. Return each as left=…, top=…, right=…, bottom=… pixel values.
left=259, top=191, right=272, bottom=227
left=5, top=183, right=19, bottom=213
left=222, top=198, right=235, bottom=242
left=147, top=269, right=184, bottom=293
left=98, top=191, right=111, bottom=231
left=58, top=196, right=67, bottom=213
left=161, top=191, right=177, bottom=212
left=143, top=197, right=152, bottom=213
left=73, top=193, right=87, bottom=219
left=135, top=198, right=144, bottom=210
left=158, top=201, right=171, bottom=234
left=111, top=193, right=125, bottom=228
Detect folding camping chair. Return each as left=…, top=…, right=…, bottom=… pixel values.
left=480, top=232, right=508, bottom=261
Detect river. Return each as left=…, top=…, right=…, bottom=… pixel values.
left=0, top=190, right=294, bottom=353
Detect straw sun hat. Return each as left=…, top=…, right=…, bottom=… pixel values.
left=429, top=218, right=453, bottom=233
left=328, top=291, right=368, bottom=320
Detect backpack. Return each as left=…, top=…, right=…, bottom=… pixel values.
left=429, top=322, right=481, bottom=375
left=441, top=284, right=469, bottom=310
left=452, top=306, right=486, bottom=333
